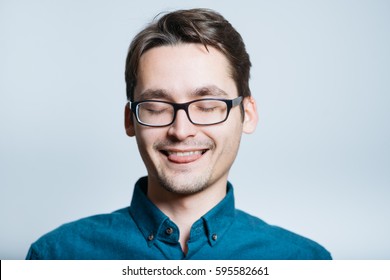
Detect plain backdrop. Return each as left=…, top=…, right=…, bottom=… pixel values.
left=1, top=0, right=389, bottom=259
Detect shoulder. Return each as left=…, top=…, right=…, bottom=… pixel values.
left=47, top=207, right=133, bottom=236
left=229, top=209, right=332, bottom=259
left=26, top=207, right=137, bottom=259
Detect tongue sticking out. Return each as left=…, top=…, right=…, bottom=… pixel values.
left=166, top=150, right=205, bottom=164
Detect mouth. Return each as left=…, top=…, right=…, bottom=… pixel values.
left=160, top=149, right=208, bottom=164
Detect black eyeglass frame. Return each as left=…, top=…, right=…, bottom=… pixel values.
left=130, top=96, right=243, bottom=127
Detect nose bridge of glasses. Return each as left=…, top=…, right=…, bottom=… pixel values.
left=172, top=102, right=193, bottom=124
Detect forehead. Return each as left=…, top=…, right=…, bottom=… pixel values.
left=135, top=43, right=237, bottom=100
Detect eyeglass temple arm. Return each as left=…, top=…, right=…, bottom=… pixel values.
left=232, top=96, right=243, bottom=107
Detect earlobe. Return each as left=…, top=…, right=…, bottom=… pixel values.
left=242, top=96, right=258, bottom=134
left=124, top=103, right=135, bottom=137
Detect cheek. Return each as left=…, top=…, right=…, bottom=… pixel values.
left=134, top=127, right=157, bottom=158
left=134, top=126, right=172, bottom=159
left=207, top=121, right=242, bottom=154
left=219, top=119, right=243, bottom=154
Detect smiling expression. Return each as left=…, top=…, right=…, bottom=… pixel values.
left=127, top=43, right=251, bottom=195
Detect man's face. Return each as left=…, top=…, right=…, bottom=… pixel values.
left=127, top=43, right=256, bottom=194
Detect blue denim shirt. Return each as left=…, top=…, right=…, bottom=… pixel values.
left=26, top=177, right=331, bottom=259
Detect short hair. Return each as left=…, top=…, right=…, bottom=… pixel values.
left=125, top=8, right=252, bottom=102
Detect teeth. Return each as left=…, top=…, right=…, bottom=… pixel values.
left=167, top=151, right=203, bottom=157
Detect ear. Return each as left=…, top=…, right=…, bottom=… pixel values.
left=242, top=96, right=258, bottom=134
left=124, top=103, right=135, bottom=137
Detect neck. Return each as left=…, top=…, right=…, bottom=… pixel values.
left=147, top=177, right=227, bottom=253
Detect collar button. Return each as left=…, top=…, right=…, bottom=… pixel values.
left=165, top=227, right=174, bottom=235
left=212, top=234, right=218, bottom=241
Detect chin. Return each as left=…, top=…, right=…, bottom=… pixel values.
left=157, top=173, right=211, bottom=195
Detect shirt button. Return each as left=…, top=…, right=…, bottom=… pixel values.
left=165, top=227, right=173, bottom=235
left=212, top=234, right=218, bottom=241
left=148, top=234, right=154, bottom=241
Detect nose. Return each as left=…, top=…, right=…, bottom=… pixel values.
left=167, top=109, right=197, bottom=141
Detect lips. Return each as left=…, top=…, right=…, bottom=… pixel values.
left=160, top=149, right=208, bottom=164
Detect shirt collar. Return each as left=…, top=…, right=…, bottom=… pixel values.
left=129, top=176, right=235, bottom=247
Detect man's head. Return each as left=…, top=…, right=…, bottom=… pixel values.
left=124, top=9, right=258, bottom=195
left=125, top=8, right=251, bottom=102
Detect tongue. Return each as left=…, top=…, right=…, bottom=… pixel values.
left=167, top=152, right=203, bottom=164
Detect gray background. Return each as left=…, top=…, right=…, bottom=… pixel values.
left=1, top=0, right=389, bottom=259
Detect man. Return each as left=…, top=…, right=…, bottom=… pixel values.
left=26, top=8, right=331, bottom=259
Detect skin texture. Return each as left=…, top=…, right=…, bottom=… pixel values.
left=125, top=43, right=258, bottom=252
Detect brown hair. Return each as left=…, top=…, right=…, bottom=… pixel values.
left=125, top=8, right=251, bottom=101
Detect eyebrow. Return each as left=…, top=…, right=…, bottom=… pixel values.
left=137, top=85, right=229, bottom=101
left=138, top=89, right=170, bottom=100
left=191, top=86, right=229, bottom=98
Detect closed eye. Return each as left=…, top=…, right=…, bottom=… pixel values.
left=145, top=108, right=168, bottom=115
left=196, top=106, right=217, bottom=112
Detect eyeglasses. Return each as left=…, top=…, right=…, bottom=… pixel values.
left=130, top=97, right=243, bottom=127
